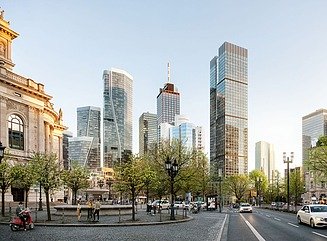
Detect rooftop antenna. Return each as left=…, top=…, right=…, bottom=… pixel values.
left=167, top=62, right=171, bottom=83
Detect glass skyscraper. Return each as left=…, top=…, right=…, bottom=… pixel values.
left=255, top=141, right=275, bottom=183
left=157, top=82, right=180, bottom=125
left=139, top=112, right=158, bottom=155
left=210, top=42, right=248, bottom=176
left=103, top=68, right=133, bottom=167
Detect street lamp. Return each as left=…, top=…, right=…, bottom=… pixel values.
left=218, top=168, right=222, bottom=213
left=257, top=177, right=262, bottom=207
left=283, top=152, right=294, bottom=212
left=0, top=142, right=6, bottom=164
left=165, top=157, right=179, bottom=220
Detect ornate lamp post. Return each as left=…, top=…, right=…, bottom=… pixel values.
left=283, top=152, right=294, bottom=212
left=165, top=157, right=179, bottom=220
left=0, top=142, right=5, bottom=164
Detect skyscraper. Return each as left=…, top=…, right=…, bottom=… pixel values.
left=76, top=106, right=101, bottom=169
left=157, top=82, right=180, bottom=125
left=255, top=141, right=275, bottom=183
left=139, top=112, right=158, bottom=155
left=103, top=68, right=133, bottom=167
left=210, top=42, right=248, bottom=176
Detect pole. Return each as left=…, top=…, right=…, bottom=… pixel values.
left=170, top=175, right=175, bottom=220
left=287, top=160, right=290, bottom=212
left=219, top=179, right=222, bottom=213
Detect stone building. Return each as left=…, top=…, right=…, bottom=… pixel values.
left=0, top=11, right=67, bottom=202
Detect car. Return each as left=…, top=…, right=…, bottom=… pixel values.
left=151, top=200, right=170, bottom=210
left=297, top=204, right=327, bottom=228
left=239, top=203, right=253, bottom=213
left=174, top=200, right=185, bottom=209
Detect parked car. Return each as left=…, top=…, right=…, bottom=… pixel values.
left=151, top=200, right=170, bottom=210
left=174, top=200, right=185, bottom=209
left=239, top=203, right=252, bottom=213
left=297, top=204, right=327, bottom=228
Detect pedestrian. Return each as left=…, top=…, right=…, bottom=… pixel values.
left=87, top=199, right=94, bottom=221
left=77, top=200, right=81, bottom=222
left=15, top=202, right=26, bottom=231
left=93, top=199, right=101, bottom=221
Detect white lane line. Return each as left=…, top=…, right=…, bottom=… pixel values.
left=266, top=215, right=270, bottom=218
left=287, top=222, right=299, bottom=228
left=240, top=214, right=266, bottom=241
left=312, top=231, right=327, bottom=239
left=216, top=214, right=228, bottom=241
left=274, top=218, right=281, bottom=221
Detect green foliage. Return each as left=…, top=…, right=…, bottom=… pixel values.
left=0, top=159, right=13, bottom=216
left=249, top=169, right=268, bottom=194
left=305, top=136, right=327, bottom=181
left=61, top=161, right=90, bottom=204
left=224, top=174, right=250, bottom=202
left=289, top=168, right=305, bottom=205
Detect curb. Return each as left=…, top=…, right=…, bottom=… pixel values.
left=0, top=216, right=193, bottom=227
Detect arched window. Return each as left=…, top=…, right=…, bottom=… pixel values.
left=8, top=114, right=24, bottom=150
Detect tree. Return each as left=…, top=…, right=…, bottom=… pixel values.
left=30, top=153, right=61, bottom=221
left=0, top=159, right=12, bottom=216
left=289, top=168, right=305, bottom=209
left=115, top=155, right=153, bottom=221
left=224, top=174, right=250, bottom=202
left=305, top=136, right=327, bottom=177
left=61, top=161, right=90, bottom=205
left=11, top=163, right=36, bottom=208
left=249, top=170, right=268, bottom=204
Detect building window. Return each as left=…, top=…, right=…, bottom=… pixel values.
left=8, top=114, right=24, bottom=150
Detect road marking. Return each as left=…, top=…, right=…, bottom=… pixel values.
left=274, top=218, right=281, bottom=221
left=216, top=214, right=228, bottom=241
left=266, top=215, right=270, bottom=218
left=240, top=214, right=266, bottom=241
left=312, top=231, right=327, bottom=239
left=287, top=222, right=299, bottom=228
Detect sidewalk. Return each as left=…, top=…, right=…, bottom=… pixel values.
left=0, top=206, right=193, bottom=227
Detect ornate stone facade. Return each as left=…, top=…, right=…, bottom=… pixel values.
left=0, top=11, right=67, bottom=202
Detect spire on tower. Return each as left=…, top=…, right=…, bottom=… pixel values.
left=167, top=62, right=171, bottom=83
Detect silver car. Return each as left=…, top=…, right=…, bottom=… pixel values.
left=297, top=204, right=327, bottom=228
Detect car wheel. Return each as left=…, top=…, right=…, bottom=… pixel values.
left=310, top=219, right=316, bottom=228
left=297, top=216, right=302, bottom=224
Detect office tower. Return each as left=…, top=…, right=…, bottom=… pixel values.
left=63, top=131, right=73, bottom=170
left=170, top=121, right=195, bottom=150
left=302, top=109, right=327, bottom=202
left=302, top=109, right=327, bottom=163
left=255, top=141, right=275, bottom=183
left=76, top=106, right=101, bottom=169
left=210, top=42, right=248, bottom=176
left=103, top=68, right=133, bottom=167
left=195, top=126, right=205, bottom=152
left=157, top=82, right=180, bottom=125
left=139, top=112, right=158, bottom=155
left=68, top=137, right=94, bottom=167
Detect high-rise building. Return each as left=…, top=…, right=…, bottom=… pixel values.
left=157, top=82, right=180, bottom=125
left=103, top=68, right=133, bottom=167
left=195, top=126, right=205, bottom=152
left=210, top=42, right=248, bottom=176
left=75, top=106, right=101, bottom=169
left=139, top=112, right=157, bottom=155
left=302, top=109, right=327, bottom=202
left=302, top=109, right=327, bottom=163
left=68, top=136, right=94, bottom=167
left=255, top=141, right=275, bottom=183
left=63, top=131, right=73, bottom=170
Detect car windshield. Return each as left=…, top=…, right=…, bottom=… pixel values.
left=310, top=206, right=327, bottom=212
left=241, top=203, right=250, bottom=207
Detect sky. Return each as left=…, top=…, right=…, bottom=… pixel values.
left=1, top=0, right=327, bottom=173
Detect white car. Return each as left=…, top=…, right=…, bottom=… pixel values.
left=151, top=200, right=170, bottom=210
left=239, top=203, right=253, bottom=213
left=297, top=204, right=327, bottom=228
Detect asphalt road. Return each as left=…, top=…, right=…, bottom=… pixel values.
left=0, top=210, right=226, bottom=241
left=227, top=207, right=327, bottom=241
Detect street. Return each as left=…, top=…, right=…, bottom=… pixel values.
left=0, top=210, right=226, bottom=241
left=226, top=207, right=327, bottom=241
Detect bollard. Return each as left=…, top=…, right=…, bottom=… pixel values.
left=61, top=207, right=65, bottom=224
left=118, top=208, right=121, bottom=223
